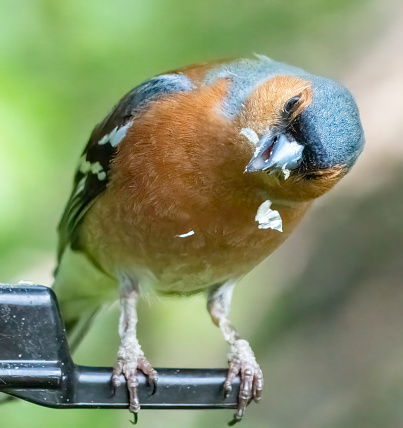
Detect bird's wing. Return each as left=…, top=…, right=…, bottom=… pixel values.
left=53, top=73, right=196, bottom=350
left=53, top=74, right=194, bottom=348
left=56, top=73, right=196, bottom=265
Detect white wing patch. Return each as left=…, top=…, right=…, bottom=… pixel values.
left=79, top=157, right=107, bottom=181
left=98, top=121, right=133, bottom=147
left=255, top=200, right=283, bottom=232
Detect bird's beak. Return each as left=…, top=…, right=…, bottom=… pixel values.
left=245, top=133, right=304, bottom=174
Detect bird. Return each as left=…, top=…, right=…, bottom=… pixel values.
left=53, top=55, right=365, bottom=424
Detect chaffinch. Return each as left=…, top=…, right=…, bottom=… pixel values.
left=53, top=55, right=365, bottom=423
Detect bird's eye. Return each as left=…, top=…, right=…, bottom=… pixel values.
left=283, top=95, right=301, bottom=114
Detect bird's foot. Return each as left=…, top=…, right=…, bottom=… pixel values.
left=111, top=340, right=158, bottom=415
left=225, top=339, right=263, bottom=425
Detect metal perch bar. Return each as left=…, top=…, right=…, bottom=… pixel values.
left=0, top=284, right=240, bottom=409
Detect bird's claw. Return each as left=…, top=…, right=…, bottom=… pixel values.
left=130, top=413, right=138, bottom=425
left=225, top=339, right=263, bottom=423
left=228, top=414, right=242, bottom=426
left=111, top=353, right=158, bottom=414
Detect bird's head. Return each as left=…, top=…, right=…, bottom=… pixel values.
left=207, top=57, right=365, bottom=201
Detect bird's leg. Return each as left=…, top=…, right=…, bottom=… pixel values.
left=207, top=281, right=263, bottom=424
left=111, top=275, right=158, bottom=415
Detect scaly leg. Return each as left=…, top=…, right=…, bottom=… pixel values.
left=207, top=281, right=263, bottom=425
left=111, top=274, right=158, bottom=417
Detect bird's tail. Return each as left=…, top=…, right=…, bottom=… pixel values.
left=53, top=247, right=116, bottom=354
left=61, top=304, right=101, bottom=354
left=0, top=393, right=16, bottom=406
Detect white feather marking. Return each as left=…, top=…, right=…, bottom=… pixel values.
left=255, top=200, right=283, bottom=232
left=97, top=171, right=106, bottom=181
left=98, top=134, right=109, bottom=145
left=79, top=158, right=106, bottom=181
left=98, top=121, right=133, bottom=147
left=72, top=176, right=87, bottom=198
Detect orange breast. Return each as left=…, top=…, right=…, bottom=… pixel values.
left=81, top=79, right=311, bottom=292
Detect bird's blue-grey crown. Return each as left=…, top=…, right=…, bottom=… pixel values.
left=205, top=55, right=365, bottom=173
left=297, top=75, right=364, bottom=170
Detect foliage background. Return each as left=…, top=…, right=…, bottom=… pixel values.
left=1, top=0, right=403, bottom=427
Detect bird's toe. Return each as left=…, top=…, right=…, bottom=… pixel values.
left=225, top=339, right=263, bottom=424
left=111, top=353, right=158, bottom=414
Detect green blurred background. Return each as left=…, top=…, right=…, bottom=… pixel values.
left=1, top=0, right=403, bottom=427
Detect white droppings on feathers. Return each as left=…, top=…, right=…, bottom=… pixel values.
left=255, top=200, right=283, bottom=232
left=281, top=164, right=291, bottom=180
left=176, top=230, right=195, bottom=238
left=240, top=128, right=259, bottom=146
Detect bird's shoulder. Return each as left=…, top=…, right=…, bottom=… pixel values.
left=56, top=73, right=196, bottom=263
